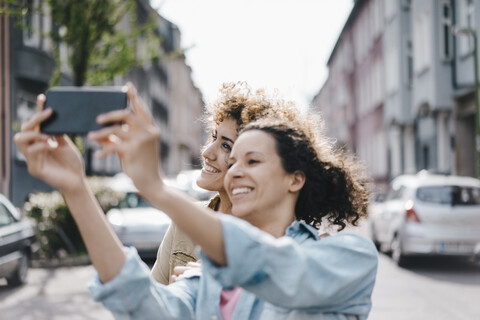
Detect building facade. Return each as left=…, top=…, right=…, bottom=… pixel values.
left=313, top=0, right=480, bottom=191
left=313, top=0, right=389, bottom=191
left=1, top=0, right=204, bottom=206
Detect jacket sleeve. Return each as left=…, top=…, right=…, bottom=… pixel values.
left=89, top=247, right=197, bottom=320
left=200, top=214, right=378, bottom=311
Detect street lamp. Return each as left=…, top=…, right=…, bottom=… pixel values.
left=454, top=27, right=480, bottom=178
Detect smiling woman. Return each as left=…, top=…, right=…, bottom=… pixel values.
left=225, top=129, right=298, bottom=233
left=151, top=81, right=301, bottom=285
left=14, top=82, right=377, bottom=319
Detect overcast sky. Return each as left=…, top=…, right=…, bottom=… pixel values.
left=152, top=0, right=353, bottom=110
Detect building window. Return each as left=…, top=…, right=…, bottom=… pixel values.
left=23, top=0, right=41, bottom=47
left=386, top=42, right=399, bottom=94
left=402, top=0, right=412, bottom=10
left=441, top=0, right=452, bottom=60
left=459, top=0, right=475, bottom=55
left=15, top=94, right=37, bottom=161
left=413, top=11, right=432, bottom=74
left=405, top=38, right=413, bottom=87
left=423, top=145, right=430, bottom=169
left=385, top=0, right=397, bottom=22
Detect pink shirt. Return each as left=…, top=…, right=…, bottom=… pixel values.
left=219, top=287, right=243, bottom=320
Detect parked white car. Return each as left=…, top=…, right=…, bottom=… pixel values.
left=370, top=171, right=480, bottom=266
left=106, top=174, right=173, bottom=259
left=106, top=192, right=171, bottom=259
left=105, top=171, right=215, bottom=259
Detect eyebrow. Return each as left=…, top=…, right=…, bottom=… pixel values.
left=246, top=151, right=265, bottom=156
left=229, top=151, right=264, bottom=160
left=221, top=136, right=235, bottom=144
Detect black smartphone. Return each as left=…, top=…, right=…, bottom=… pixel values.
left=40, top=86, right=128, bottom=135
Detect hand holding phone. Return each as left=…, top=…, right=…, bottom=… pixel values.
left=40, top=86, right=128, bottom=135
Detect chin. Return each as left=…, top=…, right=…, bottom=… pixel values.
left=196, top=177, right=219, bottom=192
left=231, top=206, right=250, bottom=220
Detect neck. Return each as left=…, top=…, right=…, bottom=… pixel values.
left=246, top=198, right=297, bottom=238
left=256, top=213, right=295, bottom=238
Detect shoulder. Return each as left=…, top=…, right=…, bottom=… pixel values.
left=318, top=233, right=378, bottom=259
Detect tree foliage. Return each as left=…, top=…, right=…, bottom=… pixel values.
left=6, top=0, right=163, bottom=86
left=48, top=0, right=163, bottom=86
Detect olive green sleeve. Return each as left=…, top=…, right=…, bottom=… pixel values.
left=151, top=222, right=175, bottom=284
left=150, top=223, right=198, bottom=284
left=150, top=197, right=219, bottom=284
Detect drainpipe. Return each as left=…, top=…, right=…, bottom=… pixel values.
left=0, top=1, right=11, bottom=198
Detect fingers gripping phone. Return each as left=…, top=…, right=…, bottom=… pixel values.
left=40, top=86, right=128, bottom=135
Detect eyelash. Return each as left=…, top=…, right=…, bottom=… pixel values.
left=227, top=159, right=260, bottom=169
left=222, top=143, right=232, bottom=151
left=212, top=133, right=232, bottom=152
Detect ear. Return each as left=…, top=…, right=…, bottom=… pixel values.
left=289, top=170, right=305, bottom=193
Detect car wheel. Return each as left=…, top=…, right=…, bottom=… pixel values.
left=391, top=234, right=409, bottom=267
left=7, top=251, right=29, bottom=287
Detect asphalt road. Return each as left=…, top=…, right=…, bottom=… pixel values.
left=369, top=253, right=480, bottom=320
left=1, top=247, right=480, bottom=319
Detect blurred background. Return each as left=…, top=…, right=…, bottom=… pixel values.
left=1, top=0, right=480, bottom=319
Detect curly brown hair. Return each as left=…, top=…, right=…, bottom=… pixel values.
left=240, top=119, right=371, bottom=231
left=203, top=82, right=301, bottom=134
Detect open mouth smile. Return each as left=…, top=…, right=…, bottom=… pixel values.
left=231, top=187, right=253, bottom=196
left=203, top=163, right=220, bottom=173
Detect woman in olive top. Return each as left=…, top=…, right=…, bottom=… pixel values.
left=151, top=81, right=299, bottom=284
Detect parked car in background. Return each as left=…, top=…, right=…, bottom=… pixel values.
left=106, top=174, right=173, bottom=259
left=370, top=171, right=480, bottom=266
left=106, top=192, right=171, bottom=259
left=0, top=193, right=37, bottom=286
left=176, top=169, right=217, bottom=201
left=106, top=170, right=216, bottom=259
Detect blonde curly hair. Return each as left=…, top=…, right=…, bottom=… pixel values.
left=202, top=82, right=371, bottom=229
left=204, top=82, right=305, bottom=133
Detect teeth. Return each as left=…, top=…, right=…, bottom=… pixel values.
left=232, top=187, right=252, bottom=196
left=204, top=164, right=219, bottom=173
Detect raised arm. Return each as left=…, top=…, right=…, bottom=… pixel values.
left=14, top=95, right=126, bottom=283
left=87, top=83, right=227, bottom=266
left=200, top=214, right=378, bottom=312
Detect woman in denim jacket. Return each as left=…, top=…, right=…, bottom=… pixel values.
left=15, top=83, right=378, bottom=320
left=151, top=82, right=300, bottom=285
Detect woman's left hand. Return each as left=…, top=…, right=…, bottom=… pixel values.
left=87, top=82, right=162, bottom=193
left=171, top=261, right=202, bottom=283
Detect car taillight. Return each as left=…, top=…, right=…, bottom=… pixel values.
left=405, top=200, right=421, bottom=223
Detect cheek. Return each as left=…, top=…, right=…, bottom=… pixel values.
left=223, top=172, right=232, bottom=191
left=218, top=153, right=230, bottom=170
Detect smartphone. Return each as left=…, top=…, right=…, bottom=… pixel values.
left=40, top=86, right=128, bottom=135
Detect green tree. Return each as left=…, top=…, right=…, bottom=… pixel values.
left=47, top=0, right=162, bottom=86
left=4, top=0, right=163, bottom=86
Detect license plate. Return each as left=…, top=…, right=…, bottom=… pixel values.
left=436, top=241, right=474, bottom=254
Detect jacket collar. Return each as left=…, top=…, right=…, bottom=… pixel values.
left=285, top=220, right=319, bottom=240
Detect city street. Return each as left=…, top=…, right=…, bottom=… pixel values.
left=369, top=254, right=480, bottom=319
left=1, top=251, right=479, bottom=319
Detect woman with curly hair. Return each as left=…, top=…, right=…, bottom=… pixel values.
left=15, top=82, right=377, bottom=319
left=151, top=81, right=300, bottom=284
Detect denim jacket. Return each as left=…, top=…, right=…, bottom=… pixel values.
left=88, top=214, right=378, bottom=320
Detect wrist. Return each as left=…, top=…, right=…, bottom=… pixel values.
left=59, top=176, right=90, bottom=200
left=135, top=173, right=167, bottom=204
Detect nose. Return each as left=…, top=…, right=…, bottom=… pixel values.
left=226, top=162, right=245, bottom=178
left=202, top=141, right=217, bottom=161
